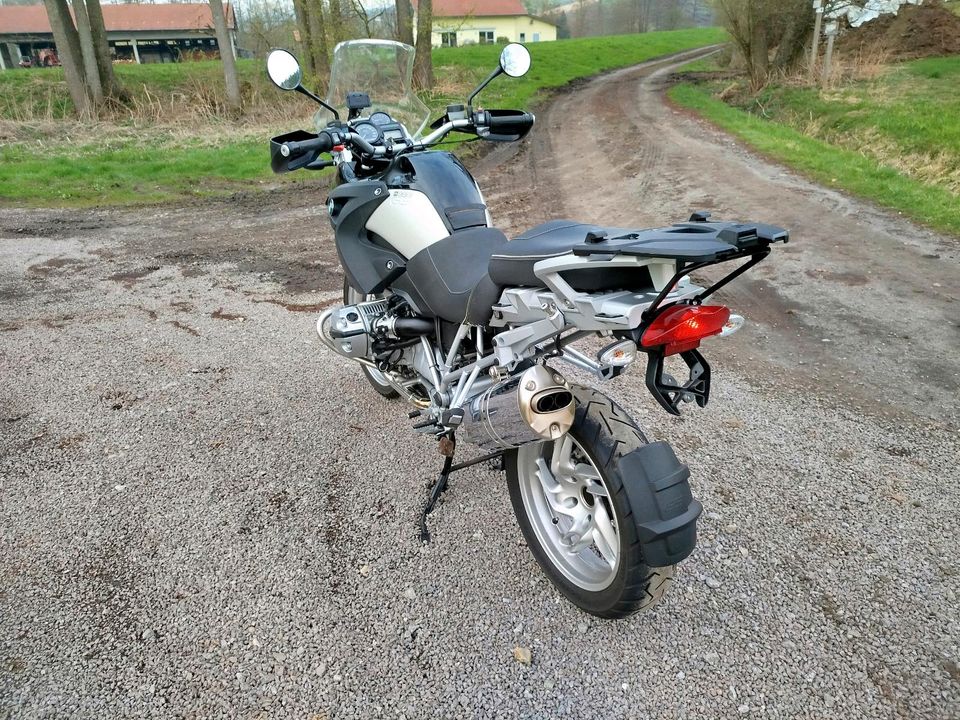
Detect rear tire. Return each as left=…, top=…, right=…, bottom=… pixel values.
left=343, top=279, right=399, bottom=399
left=507, top=385, right=674, bottom=618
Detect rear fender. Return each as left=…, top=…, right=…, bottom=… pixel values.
left=618, top=441, right=702, bottom=567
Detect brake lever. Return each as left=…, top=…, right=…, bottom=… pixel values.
left=305, top=158, right=334, bottom=170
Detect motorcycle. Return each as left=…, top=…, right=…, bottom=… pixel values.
left=266, top=40, right=788, bottom=618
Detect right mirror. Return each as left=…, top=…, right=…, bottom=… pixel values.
left=266, top=49, right=303, bottom=91
left=499, top=43, right=531, bottom=78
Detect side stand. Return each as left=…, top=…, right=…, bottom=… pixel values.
left=418, top=437, right=507, bottom=543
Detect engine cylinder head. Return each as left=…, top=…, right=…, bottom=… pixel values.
left=459, top=365, right=575, bottom=451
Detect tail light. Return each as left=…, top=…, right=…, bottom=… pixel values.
left=641, top=305, right=731, bottom=356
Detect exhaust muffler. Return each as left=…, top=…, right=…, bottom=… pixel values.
left=459, top=365, right=575, bottom=451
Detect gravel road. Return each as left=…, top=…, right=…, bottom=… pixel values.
left=1, top=50, right=958, bottom=719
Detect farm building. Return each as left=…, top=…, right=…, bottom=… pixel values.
left=0, top=3, right=236, bottom=70
left=413, top=0, right=557, bottom=47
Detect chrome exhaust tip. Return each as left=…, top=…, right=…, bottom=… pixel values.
left=460, top=365, right=575, bottom=451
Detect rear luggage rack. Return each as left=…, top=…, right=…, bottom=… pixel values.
left=571, top=220, right=789, bottom=262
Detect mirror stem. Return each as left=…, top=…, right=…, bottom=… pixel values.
left=467, top=67, right=503, bottom=114
left=296, top=85, right=340, bottom=120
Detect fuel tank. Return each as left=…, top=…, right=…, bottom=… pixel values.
left=368, top=151, right=491, bottom=259
left=327, top=151, right=492, bottom=299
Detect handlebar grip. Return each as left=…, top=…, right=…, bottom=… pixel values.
left=486, top=112, right=534, bottom=128
left=280, top=132, right=333, bottom=158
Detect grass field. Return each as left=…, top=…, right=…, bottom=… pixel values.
left=0, top=28, right=726, bottom=208
left=671, top=55, right=960, bottom=236
left=0, top=59, right=288, bottom=121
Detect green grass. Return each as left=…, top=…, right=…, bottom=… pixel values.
left=739, top=57, right=960, bottom=188
left=430, top=28, right=727, bottom=110
left=0, top=28, right=726, bottom=207
left=0, top=131, right=306, bottom=206
left=669, top=80, right=960, bottom=236
left=0, top=59, right=277, bottom=120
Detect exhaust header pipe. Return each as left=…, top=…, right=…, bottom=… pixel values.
left=459, top=365, right=575, bottom=451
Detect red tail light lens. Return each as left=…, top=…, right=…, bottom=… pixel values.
left=641, top=305, right=731, bottom=356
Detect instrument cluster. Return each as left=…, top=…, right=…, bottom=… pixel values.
left=351, top=111, right=407, bottom=147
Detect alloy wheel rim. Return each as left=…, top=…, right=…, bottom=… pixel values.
left=517, top=434, right=620, bottom=591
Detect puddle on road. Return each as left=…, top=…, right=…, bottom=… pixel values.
left=109, top=265, right=160, bottom=286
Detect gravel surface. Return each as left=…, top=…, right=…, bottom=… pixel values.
left=2, top=51, right=958, bottom=719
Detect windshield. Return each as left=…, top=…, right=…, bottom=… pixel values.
left=315, top=39, right=431, bottom=139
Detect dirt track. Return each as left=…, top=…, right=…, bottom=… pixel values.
left=1, top=49, right=958, bottom=719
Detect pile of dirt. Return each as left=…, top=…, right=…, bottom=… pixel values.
left=836, top=1, right=960, bottom=60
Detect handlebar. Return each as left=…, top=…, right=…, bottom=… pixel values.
left=280, top=131, right=333, bottom=158
left=275, top=107, right=534, bottom=170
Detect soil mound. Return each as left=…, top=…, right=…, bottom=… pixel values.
left=837, top=1, right=960, bottom=60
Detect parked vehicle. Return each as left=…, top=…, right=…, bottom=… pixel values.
left=266, top=40, right=788, bottom=618
left=37, top=48, right=59, bottom=67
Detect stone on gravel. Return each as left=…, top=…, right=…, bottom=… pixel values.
left=513, top=646, right=532, bottom=665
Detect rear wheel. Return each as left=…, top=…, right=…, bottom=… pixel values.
left=344, top=279, right=399, bottom=399
left=507, top=385, right=674, bottom=618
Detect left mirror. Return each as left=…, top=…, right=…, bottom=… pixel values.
left=266, top=49, right=302, bottom=91
left=499, top=43, right=531, bottom=78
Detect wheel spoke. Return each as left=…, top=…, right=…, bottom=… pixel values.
left=563, top=513, right=594, bottom=553
left=550, top=434, right=574, bottom=477
left=573, top=463, right=600, bottom=481
left=592, top=502, right=619, bottom=566
left=516, top=435, right=624, bottom=593
left=535, top=458, right=578, bottom=519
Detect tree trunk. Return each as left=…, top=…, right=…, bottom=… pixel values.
left=748, top=18, right=769, bottom=89
left=413, top=0, right=432, bottom=90
left=42, top=0, right=91, bottom=117
left=85, top=0, right=125, bottom=100
left=395, top=0, right=414, bottom=45
left=208, top=0, right=241, bottom=113
left=292, top=0, right=316, bottom=75
left=71, top=0, right=102, bottom=104
left=328, top=0, right=344, bottom=44
left=306, top=0, right=329, bottom=84
left=772, top=11, right=812, bottom=72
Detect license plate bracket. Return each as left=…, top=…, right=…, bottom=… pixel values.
left=644, top=347, right=711, bottom=416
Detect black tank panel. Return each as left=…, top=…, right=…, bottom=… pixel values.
left=382, top=151, right=488, bottom=232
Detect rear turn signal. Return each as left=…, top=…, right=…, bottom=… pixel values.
left=641, top=305, right=731, bottom=356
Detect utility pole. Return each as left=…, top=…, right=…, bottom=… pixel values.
left=808, top=0, right=823, bottom=80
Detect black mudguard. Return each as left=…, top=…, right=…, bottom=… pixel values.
left=618, top=441, right=702, bottom=567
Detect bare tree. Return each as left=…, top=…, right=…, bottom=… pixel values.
left=292, top=0, right=316, bottom=74
left=328, top=0, right=345, bottom=44
left=715, top=0, right=811, bottom=88
left=209, top=0, right=241, bottom=112
left=71, top=0, right=103, bottom=104
left=413, top=0, right=432, bottom=90
left=395, top=0, right=414, bottom=44
left=42, top=0, right=91, bottom=116
left=85, top=0, right=126, bottom=100
left=307, top=0, right=330, bottom=81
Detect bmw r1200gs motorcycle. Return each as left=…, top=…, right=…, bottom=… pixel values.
left=266, top=40, right=787, bottom=618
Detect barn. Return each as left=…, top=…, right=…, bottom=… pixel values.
left=0, top=3, right=236, bottom=70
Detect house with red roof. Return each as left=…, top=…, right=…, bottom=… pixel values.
left=413, top=0, right=557, bottom=47
left=0, top=3, right=236, bottom=70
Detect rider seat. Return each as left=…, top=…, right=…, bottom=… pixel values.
left=489, top=220, right=659, bottom=292
left=405, top=226, right=508, bottom=325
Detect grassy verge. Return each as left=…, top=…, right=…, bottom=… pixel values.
left=668, top=80, right=960, bottom=236
left=0, top=28, right=725, bottom=208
